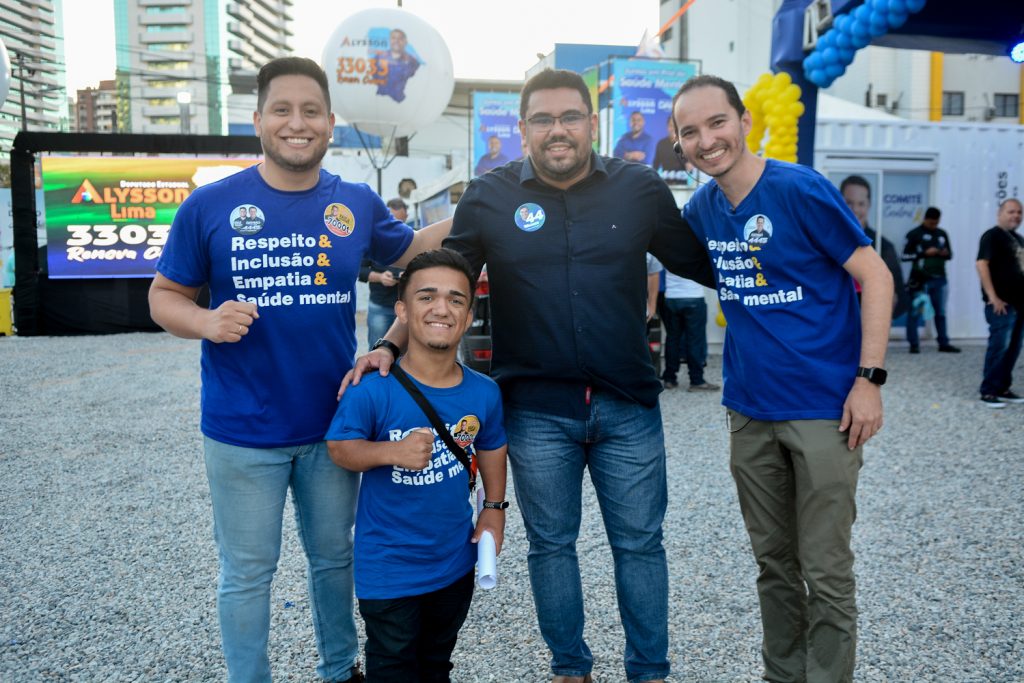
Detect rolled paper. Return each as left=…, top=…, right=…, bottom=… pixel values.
left=477, top=530, right=497, bottom=590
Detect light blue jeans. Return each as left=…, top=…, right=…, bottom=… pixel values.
left=504, top=391, right=670, bottom=683
left=366, top=301, right=397, bottom=350
left=204, top=437, right=360, bottom=682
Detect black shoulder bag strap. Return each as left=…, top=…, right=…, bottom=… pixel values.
left=389, top=363, right=476, bottom=491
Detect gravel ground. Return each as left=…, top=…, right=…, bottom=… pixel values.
left=0, top=331, right=1021, bottom=682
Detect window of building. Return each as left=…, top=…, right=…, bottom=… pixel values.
left=994, top=93, right=1019, bottom=118
left=147, top=79, right=188, bottom=89
left=149, top=116, right=181, bottom=125
left=149, top=61, right=191, bottom=71
left=941, top=91, right=964, bottom=116
left=662, top=27, right=673, bottom=42
left=147, top=24, right=188, bottom=32
left=147, top=98, right=177, bottom=106
left=147, top=42, right=190, bottom=51
left=876, top=93, right=887, bottom=108
left=146, top=5, right=185, bottom=12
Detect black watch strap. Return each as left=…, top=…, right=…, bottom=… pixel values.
left=856, top=366, right=887, bottom=386
left=372, top=338, right=400, bottom=358
left=482, top=500, right=509, bottom=510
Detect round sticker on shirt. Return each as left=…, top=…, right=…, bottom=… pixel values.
left=514, top=203, right=546, bottom=232
left=744, top=213, right=773, bottom=249
left=229, top=204, right=266, bottom=235
left=450, top=415, right=480, bottom=449
left=324, top=203, right=355, bottom=237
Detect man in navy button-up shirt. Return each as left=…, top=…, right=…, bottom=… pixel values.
left=348, top=69, right=712, bottom=683
left=448, top=70, right=712, bottom=683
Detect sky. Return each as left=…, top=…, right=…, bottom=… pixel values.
left=62, top=0, right=661, bottom=94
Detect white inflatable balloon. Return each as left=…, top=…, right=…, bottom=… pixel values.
left=0, top=38, right=11, bottom=107
left=322, top=8, right=454, bottom=138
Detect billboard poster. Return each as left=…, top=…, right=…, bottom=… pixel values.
left=608, top=59, right=698, bottom=186
left=41, top=156, right=258, bottom=279
left=471, top=92, right=522, bottom=177
left=1, top=187, right=46, bottom=288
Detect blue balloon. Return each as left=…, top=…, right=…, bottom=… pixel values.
left=822, top=46, right=840, bottom=64
left=905, top=0, right=926, bottom=12
left=850, top=27, right=871, bottom=49
left=834, top=13, right=852, bottom=34
left=825, top=62, right=846, bottom=80
left=853, top=3, right=872, bottom=23
left=869, top=0, right=890, bottom=12
left=869, top=12, right=890, bottom=36
left=809, top=68, right=828, bottom=87
left=889, top=0, right=908, bottom=12
left=838, top=47, right=856, bottom=64
left=817, top=30, right=835, bottom=49
left=806, top=52, right=824, bottom=71
left=835, top=31, right=853, bottom=49
left=887, top=10, right=908, bottom=28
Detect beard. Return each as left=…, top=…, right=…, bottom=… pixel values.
left=262, top=138, right=328, bottom=174
left=532, top=136, right=589, bottom=182
left=426, top=341, right=451, bottom=351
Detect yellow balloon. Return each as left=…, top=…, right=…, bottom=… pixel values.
left=773, top=71, right=793, bottom=88
left=756, top=72, right=773, bottom=89
left=782, top=84, right=801, bottom=102
left=716, top=308, right=727, bottom=327
left=791, top=101, right=806, bottom=117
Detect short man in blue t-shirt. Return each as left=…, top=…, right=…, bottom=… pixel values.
left=673, top=75, right=893, bottom=683
left=328, top=249, right=508, bottom=682
left=148, top=57, right=447, bottom=683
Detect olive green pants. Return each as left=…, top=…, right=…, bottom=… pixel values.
left=727, top=409, right=863, bottom=683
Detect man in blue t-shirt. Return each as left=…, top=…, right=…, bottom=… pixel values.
left=613, top=110, right=656, bottom=165
left=673, top=75, right=893, bottom=683
left=148, top=57, right=448, bottom=683
left=328, top=249, right=508, bottom=683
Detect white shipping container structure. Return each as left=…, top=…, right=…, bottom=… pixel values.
left=814, top=118, right=1024, bottom=341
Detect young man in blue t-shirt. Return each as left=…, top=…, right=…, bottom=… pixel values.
left=327, top=249, right=508, bottom=683
left=673, top=75, right=893, bottom=683
left=148, top=57, right=449, bottom=682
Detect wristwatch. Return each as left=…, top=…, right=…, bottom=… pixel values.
left=481, top=500, right=510, bottom=510
left=371, top=338, right=401, bottom=358
left=856, top=366, right=888, bottom=386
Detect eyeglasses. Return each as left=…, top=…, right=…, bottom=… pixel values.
left=526, top=112, right=589, bottom=132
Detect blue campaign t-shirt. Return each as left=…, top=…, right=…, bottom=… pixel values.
left=683, top=159, right=870, bottom=421
left=157, top=166, right=414, bottom=448
left=326, top=363, right=506, bottom=600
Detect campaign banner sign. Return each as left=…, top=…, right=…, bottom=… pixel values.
left=42, top=156, right=258, bottom=279
left=608, top=59, right=698, bottom=185
left=471, top=92, right=522, bottom=177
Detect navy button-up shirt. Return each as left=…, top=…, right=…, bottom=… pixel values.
left=444, top=153, right=713, bottom=418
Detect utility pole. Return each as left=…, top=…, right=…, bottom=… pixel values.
left=14, top=51, right=28, bottom=131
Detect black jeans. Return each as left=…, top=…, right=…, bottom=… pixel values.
left=358, top=570, right=475, bottom=683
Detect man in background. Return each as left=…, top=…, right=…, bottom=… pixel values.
left=903, top=206, right=960, bottom=353
left=359, top=198, right=408, bottom=348
left=975, top=198, right=1024, bottom=408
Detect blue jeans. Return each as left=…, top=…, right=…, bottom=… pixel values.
left=204, top=437, right=360, bottom=683
left=504, top=392, right=669, bottom=682
left=906, top=277, right=949, bottom=348
left=661, top=296, right=708, bottom=385
left=980, top=303, right=1024, bottom=396
left=367, top=300, right=397, bottom=349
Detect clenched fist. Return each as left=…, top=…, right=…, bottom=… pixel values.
left=393, top=428, right=435, bottom=470
left=203, top=301, right=259, bottom=343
